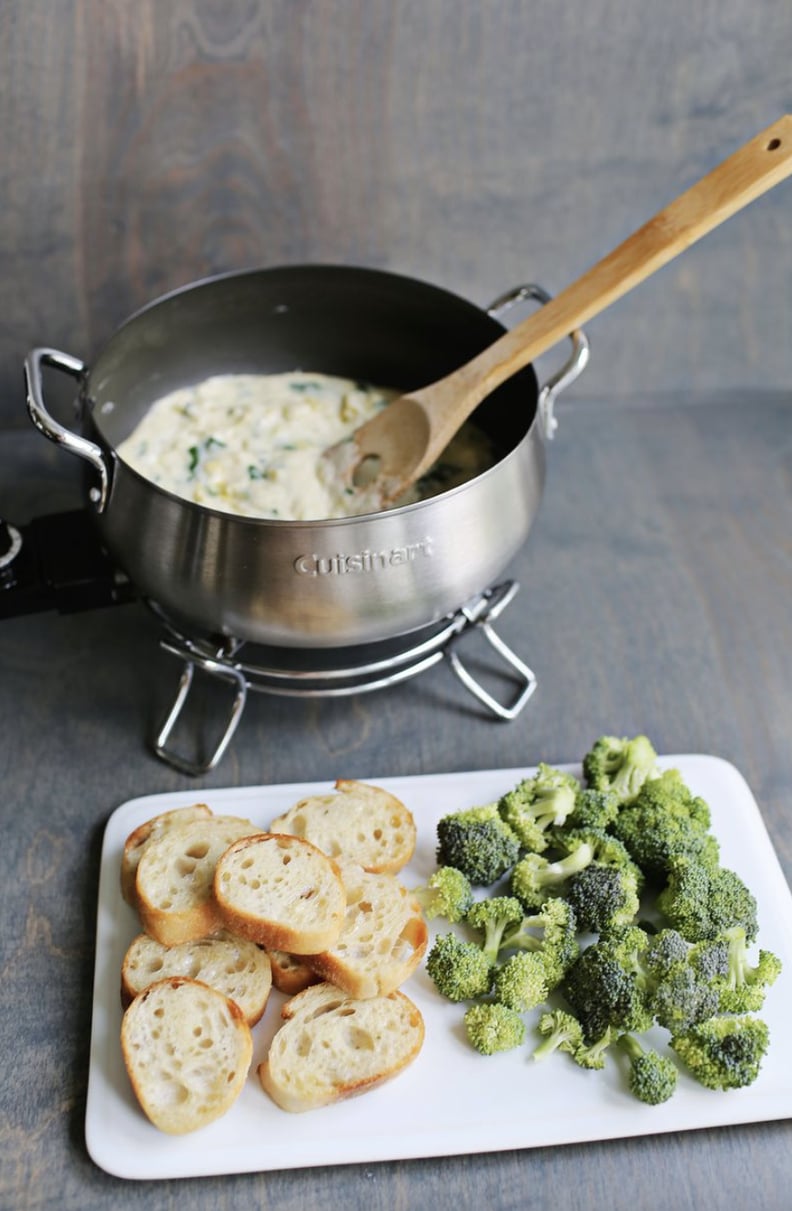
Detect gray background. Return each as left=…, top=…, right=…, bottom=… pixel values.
left=1, top=0, right=791, bottom=429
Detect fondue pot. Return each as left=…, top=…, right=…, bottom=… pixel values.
left=24, top=265, right=588, bottom=650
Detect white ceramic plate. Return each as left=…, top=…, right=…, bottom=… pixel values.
left=85, top=755, right=792, bottom=1181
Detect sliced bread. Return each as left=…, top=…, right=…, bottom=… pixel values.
left=213, top=833, right=347, bottom=954
left=121, top=930, right=273, bottom=1026
left=268, top=949, right=320, bottom=996
left=121, top=976, right=253, bottom=1134
left=134, top=815, right=260, bottom=946
left=268, top=779, right=416, bottom=873
left=304, top=860, right=428, bottom=998
left=121, top=803, right=213, bottom=905
left=259, top=981, right=424, bottom=1112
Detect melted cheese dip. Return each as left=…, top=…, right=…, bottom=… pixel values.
left=116, top=371, right=497, bottom=521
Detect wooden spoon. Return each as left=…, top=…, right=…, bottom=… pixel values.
left=334, top=115, right=792, bottom=507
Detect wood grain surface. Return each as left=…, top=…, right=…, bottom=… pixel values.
left=1, top=388, right=791, bottom=1209
left=1, top=0, right=792, bottom=431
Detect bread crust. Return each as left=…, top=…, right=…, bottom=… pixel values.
left=268, top=949, right=320, bottom=996
left=213, top=833, right=347, bottom=954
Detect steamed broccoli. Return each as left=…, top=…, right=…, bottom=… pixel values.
left=423, top=734, right=777, bottom=1103
left=582, top=734, right=659, bottom=803
left=670, top=1015, right=770, bottom=1090
left=532, top=1009, right=585, bottom=1061
left=565, top=863, right=641, bottom=934
left=436, top=802, right=521, bottom=886
left=465, top=896, right=526, bottom=964
left=611, top=769, right=719, bottom=878
left=491, top=950, right=550, bottom=1011
left=412, top=866, right=474, bottom=923
left=656, top=857, right=758, bottom=943
left=616, top=1034, right=678, bottom=1104
left=709, top=926, right=782, bottom=1013
left=510, top=840, right=595, bottom=910
left=561, top=930, right=655, bottom=1043
left=464, top=1002, right=526, bottom=1055
left=425, top=932, right=493, bottom=1002
left=498, top=764, right=579, bottom=852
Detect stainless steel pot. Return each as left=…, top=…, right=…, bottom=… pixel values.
left=24, top=266, right=588, bottom=648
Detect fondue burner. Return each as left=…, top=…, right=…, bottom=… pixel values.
left=150, top=579, right=536, bottom=776
left=1, top=510, right=536, bottom=775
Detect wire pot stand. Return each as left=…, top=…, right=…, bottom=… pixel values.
left=150, top=579, right=537, bottom=776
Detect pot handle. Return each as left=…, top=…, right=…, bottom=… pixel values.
left=487, top=284, right=590, bottom=439
left=24, top=347, right=111, bottom=513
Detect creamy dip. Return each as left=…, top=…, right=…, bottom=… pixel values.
left=116, top=371, right=496, bottom=521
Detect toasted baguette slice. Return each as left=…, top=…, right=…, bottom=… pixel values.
left=259, top=981, right=424, bottom=1112
left=305, top=861, right=428, bottom=998
left=135, top=815, right=260, bottom=946
left=121, top=976, right=253, bottom=1134
left=214, top=833, right=346, bottom=954
left=121, top=803, right=213, bottom=905
left=269, top=779, right=416, bottom=874
left=121, top=930, right=273, bottom=1025
left=269, top=949, right=320, bottom=996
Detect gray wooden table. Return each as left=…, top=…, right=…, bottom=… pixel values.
left=1, top=389, right=790, bottom=1210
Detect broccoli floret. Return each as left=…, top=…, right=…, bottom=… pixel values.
left=651, top=962, right=721, bottom=1034
left=532, top=1009, right=585, bottom=1061
left=572, top=1027, right=617, bottom=1070
left=656, top=857, right=758, bottom=943
left=565, top=863, right=641, bottom=934
left=709, top=926, right=782, bottom=1013
left=616, top=1034, right=678, bottom=1104
left=611, top=770, right=719, bottom=878
left=670, top=1015, right=770, bottom=1090
left=587, top=925, right=720, bottom=1035
left=562, top=930, right=655, bottom=1043
left=498, top=764, right=579, bottom=852
left=554, top=827, right=644, bottom=888
left=465, top=896, right=525, bottom=964
left=510, top=840, right=595, bottom=910
left=491, top=950, right=550, bottom=1011
left=595, top=924, right=717, bottom=1034
left=436, top=802, right=521, bottom=886
left=565, top=787, right=620, bottom=832
left=412, top=866, right=474, bottom=923
left=582, top=734, right=659, bottom=803
left=645, top=927, right=692, bottom=978
left=688, top=938, right=731, bottom=983
left=425, top=932, right=493, bottom=1002
left=501, top=897, right=580, bottom=987
left=464, top=1002, right=526, bottom=1055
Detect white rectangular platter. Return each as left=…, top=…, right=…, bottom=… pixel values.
left=85, top=755, right=792, bottom=1181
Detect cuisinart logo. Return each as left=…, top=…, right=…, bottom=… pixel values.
left=294, top=536, right=433, bottom=576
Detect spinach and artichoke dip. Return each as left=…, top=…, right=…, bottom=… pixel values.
left=116, top=371, right=496, bottom=521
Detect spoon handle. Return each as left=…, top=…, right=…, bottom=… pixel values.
left=420, top=115, right=792, bottom=436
